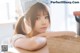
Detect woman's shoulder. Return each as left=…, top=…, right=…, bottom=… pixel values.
left=12, top=34, right=28, bottom=39
left=13, top=34, right=26, bottom=38
left=10, top=34, right=26, bottom=45
left=12, top=34, right=26, bottom=39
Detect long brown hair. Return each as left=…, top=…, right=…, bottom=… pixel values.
left=14, top=2, right=50, bottom=37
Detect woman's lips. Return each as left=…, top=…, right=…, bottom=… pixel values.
left=40, top=27, right=47, bottom=32
left=40, top=27, right=47, bottom=30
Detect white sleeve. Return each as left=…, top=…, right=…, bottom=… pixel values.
left=10, top=34, right=26, bottom=46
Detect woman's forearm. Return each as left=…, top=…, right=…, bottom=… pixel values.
left=37, top=31, right=76, bottom=38
left=14, top=36, right=47, bottom=51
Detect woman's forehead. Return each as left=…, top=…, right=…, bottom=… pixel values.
left=36, top=10, right=48, bottom=16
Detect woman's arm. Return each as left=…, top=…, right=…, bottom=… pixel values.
left=37, top=31, right=76, bottom=38
left=14, top=36, right=47, bottom=51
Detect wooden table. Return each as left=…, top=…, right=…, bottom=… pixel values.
left=47, top=35, right=80, bottom=53
left=4, top=35, right=80, bottom=53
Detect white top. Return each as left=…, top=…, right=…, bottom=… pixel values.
left=10, top=34, right=26, bottom=46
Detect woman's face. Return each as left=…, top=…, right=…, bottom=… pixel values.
left=33, top=11, right=50, bottom=33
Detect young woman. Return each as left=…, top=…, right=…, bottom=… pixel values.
left=11, top=2, right=76, bottom=53
left=11, top=2, right=50, bottom=53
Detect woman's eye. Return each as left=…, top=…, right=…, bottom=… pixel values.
left=36, top=17, right=40, bottom=20
left=45, top=16, right=48, bottom=19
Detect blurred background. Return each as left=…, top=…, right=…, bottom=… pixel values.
left=0, top=0, right=80, bottom=46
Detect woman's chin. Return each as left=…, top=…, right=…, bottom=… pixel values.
left=39, top=30, right=46, bottom=33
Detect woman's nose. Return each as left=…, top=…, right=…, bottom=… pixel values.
left=41, top=19, right=46, bottom=25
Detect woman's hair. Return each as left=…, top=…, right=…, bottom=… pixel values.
left=14, top=2, right=50, bottom=36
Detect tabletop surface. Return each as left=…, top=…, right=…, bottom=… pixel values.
left=47, top=35, right=80, bottom=53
